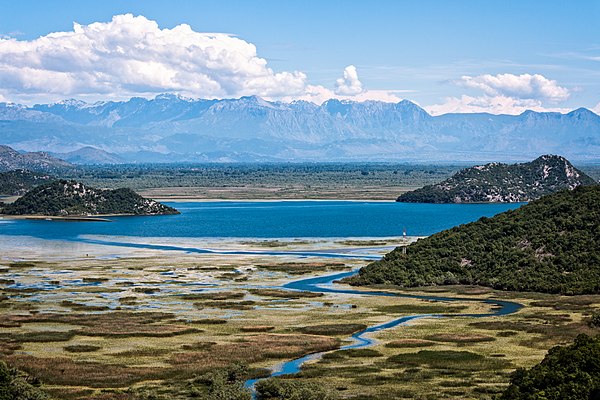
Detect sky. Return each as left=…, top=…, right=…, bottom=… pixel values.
left=1, top=0, right=599, bottom=115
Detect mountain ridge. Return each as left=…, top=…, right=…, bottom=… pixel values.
left=0, top=145, right=73, bottom=172
left=1, top=95, right=599, bottom=162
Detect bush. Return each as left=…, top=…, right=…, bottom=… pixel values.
left=589, top=311, right=600, bottom=328
left=256, top=378, right=336, bottom=400
left=190, top=363, right=251, bottom=400
left=0, top=361, right=48, bottom=400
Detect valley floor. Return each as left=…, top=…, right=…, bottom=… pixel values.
left=0, top=237, right=597, bottom=399
left=137, top=185, right=419, bottom=201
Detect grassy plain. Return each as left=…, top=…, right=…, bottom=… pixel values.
left=1, top=238, right=599, bottom=399
left=64, top=163, right=460, bottom=201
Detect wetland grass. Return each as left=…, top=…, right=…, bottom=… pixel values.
left=374, top=303, right=468, bottom=314
left=168, top=334, right=339, bottom=373
left=181, top=291, right=245, bottom=300
left=64, top=344, right=102, bottom=353
left=257, top=261, right=347, bottom=275
left=296, top=323, right=367, bottom=336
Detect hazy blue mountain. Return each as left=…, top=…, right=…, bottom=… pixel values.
left=0, top=96, right=597, bottom=162
left=51, top=146, right=125, bottom=164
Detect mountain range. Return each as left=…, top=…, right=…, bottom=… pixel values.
left=1, top=95, right=599, bottom=163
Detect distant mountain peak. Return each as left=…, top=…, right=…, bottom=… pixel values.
left=54, top=98, right=89, bottom=108
left=567, top=107, right=599, bottom=119
left=51, top=146, right=125, bottom=165
left=154, top=93, right=192, bottom=102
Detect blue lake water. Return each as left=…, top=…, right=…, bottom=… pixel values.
left=0, top=201, right=522, bottom=240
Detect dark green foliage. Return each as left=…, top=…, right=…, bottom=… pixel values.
left=0, top=170, right=53, bottom=196
left=2, top=179, right=179, bottom=216
left=189, top=363, right=251, bottom=400
left=256, top=378, right=336, bottom=400
left=353, top=186, right=600, bottom=294
left=398, top=155, right=597, bottom=203
left=0, top=361, right=48, bottom=400
left=589, top=311, right=600, bottom=328
left=296, top=324, right=367, bottom=336
left=500, top=334, right=600, bottom=399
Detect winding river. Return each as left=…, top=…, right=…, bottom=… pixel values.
left=244, top=269, right=523, bottom=394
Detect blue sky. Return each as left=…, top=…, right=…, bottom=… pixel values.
left=1, top=0, right=599, bottom=114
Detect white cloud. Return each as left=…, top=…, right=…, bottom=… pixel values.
left=0, top=15, right=412, bottom=105
left=426, top=73, right=573, bottom=115
left=334, top=65, right=364, bottom=95
left=426, top=95, right=571, bottom=116
left=0, top=14, right=308, bottom=103
left=457, top=73, right=570, bottom=103
left=593, top=102, right=600, bottom=115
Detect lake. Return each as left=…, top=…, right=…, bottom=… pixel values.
left=0, top=201, right=522, bottom=240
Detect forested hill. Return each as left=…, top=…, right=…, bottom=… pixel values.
left=397, top=155, right=597, bottom=203
left=0, top=169, right=53, bottom=196
left=352, top=185, right=600, bottom=294
left=0, top=180, right=179, bottom=216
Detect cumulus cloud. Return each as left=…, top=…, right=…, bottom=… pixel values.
left=593, top=102, right=600, bottom=115
left=426, top=95, right=571, bottom=116
left=334, top=65, right=364, bottom=95
left=0, top=14, right=308, bottom=103
left=426, top=73, right=572, bottom=115
left=0, top=15, right=412, bottom=105
left=457, top=73, right=570, bottom=103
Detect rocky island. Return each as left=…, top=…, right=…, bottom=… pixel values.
left=397, top=155, right=597, bottom=203
left=0, top=179, right=179, bottom=216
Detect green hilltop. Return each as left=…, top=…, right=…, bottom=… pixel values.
left=397, top=155, right=597, bottom=203
left=0, top=180, right=179, bottom=216
left=352, top=185, right=600, bottom=294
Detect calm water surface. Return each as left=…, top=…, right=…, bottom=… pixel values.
left=0, top=201, right=522, bottom=239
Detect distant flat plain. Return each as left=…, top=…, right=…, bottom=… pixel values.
left=65, top=163, right=600, bottom=201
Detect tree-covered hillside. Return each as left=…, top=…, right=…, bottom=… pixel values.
left=0, top=180, right=179, bottom=216
left=0, top=170, right=53, bottom=196
left=352, top=185, right=600, bottom=294
left=500, top=334, right=600, bottom=399
left=397, top=155, right=597, bottom=203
